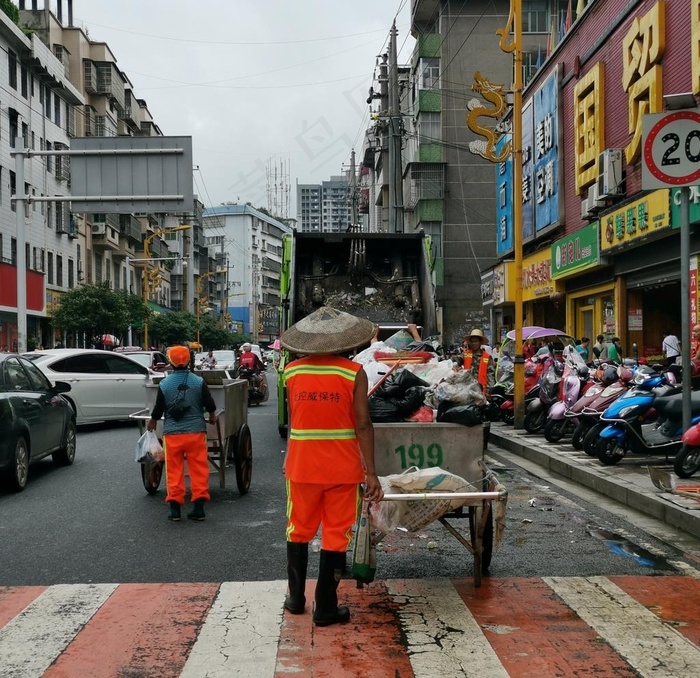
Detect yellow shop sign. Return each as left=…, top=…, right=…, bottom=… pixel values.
left=600, top=190, right=671, bottom=252
left=522, top=250, right=563, bottom=302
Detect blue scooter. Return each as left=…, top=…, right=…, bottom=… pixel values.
left=596, top=366, right=700, bottom=466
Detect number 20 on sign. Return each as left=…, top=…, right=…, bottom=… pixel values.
left=642, top=110, right=700, bottom=190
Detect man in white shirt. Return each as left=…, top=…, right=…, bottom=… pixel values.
left=662, top=331, right=681, bottom=367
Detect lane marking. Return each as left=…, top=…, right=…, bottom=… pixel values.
left=180, top=580, right=286, bottom=678
left=386, top=578, right=509, bottom=678
left=0, top=583, right=117, bottom=678
left=545, top=576, right=700, bottom=678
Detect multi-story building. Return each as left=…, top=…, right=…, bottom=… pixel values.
left=482, top=0, right=698, bottom=364
left=0, top=6, right=83, bottom=350
left=202, top=205, right=291, bottom=341
left=15, top=1, right=197, bottom=348
left=296, top=175, right=351, bottom=233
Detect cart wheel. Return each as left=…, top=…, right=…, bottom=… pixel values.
left=141, top=461, right=163, bottom=495
left=469, top=502, right=493, bottom=574
left=230, top=423, right=252, bottom=495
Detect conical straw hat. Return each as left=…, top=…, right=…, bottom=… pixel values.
left=281, top=306, right=376, bottom=355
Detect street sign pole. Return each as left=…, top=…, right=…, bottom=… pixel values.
left=642, top=109, right=700, bottom=431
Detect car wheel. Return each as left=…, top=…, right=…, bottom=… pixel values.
left=53, top=422, right=77, bottom=466
left=5, top=437, right=29, bottom=492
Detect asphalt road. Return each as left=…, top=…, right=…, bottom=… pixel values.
left=0, top=374, right=693, bottom=586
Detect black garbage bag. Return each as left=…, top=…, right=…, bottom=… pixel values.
left=376, top=369, right=429, bottom=399
left=436, top=400, right=485, bottom=426
left=369, top=386, right=428, bottom=423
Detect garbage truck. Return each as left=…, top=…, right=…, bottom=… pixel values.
left=276, top=230, right=439, bottom=437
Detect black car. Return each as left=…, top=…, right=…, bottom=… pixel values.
left=0, top=353, right=76, bottom=492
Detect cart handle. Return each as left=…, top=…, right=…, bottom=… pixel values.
left=380, top=491, right=506, bottom=501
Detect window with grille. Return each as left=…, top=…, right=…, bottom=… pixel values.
left=8, top=51, right=17, bottom=90
left=417, top=112, right=440, bottom=145
left=523, top=0, right=548, bottom=33
left=407, top=164, right=444, bottom=208
left=57, top=255, right=63, bottom=287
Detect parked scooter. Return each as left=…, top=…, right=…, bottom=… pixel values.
left=675, top=422, right=700, bottom=478
left=568, top=363, right=629, bottom=451
left=486, top=352, right=514, bottom=422
left=595, top=366, right=700, bottom=466
left=498, top=352, right=547, bottom=425
left=543, top=346, right=591, bottom=443
left=523, top=348, right=564, bottom=433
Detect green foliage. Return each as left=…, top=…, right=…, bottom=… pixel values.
left=149, top=311, right=197, bottom=347
left=51, top=283, right=130, bottom=338
left=1, top=0, right=20, bottom=24
left=118, top=291, right=150, bottom=329
left=198, top=313, right=238, bottom=349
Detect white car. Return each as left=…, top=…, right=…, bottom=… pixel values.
left=194, top=350, right=237, bottom=371
left=25, top=349, right=153, bottom=424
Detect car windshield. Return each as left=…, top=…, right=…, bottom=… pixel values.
left=213, top=351, right=235, bottom=363
left=126, top=354, right=150, bottom=368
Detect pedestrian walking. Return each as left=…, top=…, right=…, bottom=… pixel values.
left=592, top=334, right=608, bottom=361
left=576, top=337, right=591, bottom=363
left=281, top=306, right=383, bottom=627
left=147, top=345, right=218, bottom=522
left=662, top=330, right=681, bottom=367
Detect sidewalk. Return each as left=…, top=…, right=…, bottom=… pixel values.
left=489, top=422, right=700, bottom=540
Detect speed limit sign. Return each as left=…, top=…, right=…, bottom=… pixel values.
left=642, top=110, right=700, bottom=189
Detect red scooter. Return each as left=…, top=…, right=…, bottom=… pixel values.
left=676, top=423, right=700, bottom=478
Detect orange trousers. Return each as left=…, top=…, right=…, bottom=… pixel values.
left=163, top=432, right=210, bottom=505
left=286, top=480, right=361, bottom=552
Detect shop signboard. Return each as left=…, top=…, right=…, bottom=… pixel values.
left=522, top=100, right=535, bottom=241
left=495, top=135, right=513, bottom=256
left=522, top=250, right=562, bottom=302
left=45, top=290, right=63, bottom=316
left=492, top=261, right=514, bottom=306
left=550, top=222, right=600, bottom=279
left=670, top=186, right=700, bottom=227
left=691, top=256, right=698, bottom=333
left=481, top=269, right=494, bottom=308
left=599, top=189, right=671, bottom=253
left=533, top=68, right=560, bottom=233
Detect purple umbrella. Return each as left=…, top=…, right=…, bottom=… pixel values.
left=506, top=326, right=566, bottom=340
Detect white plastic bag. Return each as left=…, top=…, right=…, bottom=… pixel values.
left=134, top=430, right=164, bottom=463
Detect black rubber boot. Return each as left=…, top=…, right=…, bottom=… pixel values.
left=187, top=498, right=206, bottom=521
left=168, top=501, right=181, bottom=522
left=284, top=541, right=309, bottom=614
left=313, top=550, right=350, bottom=626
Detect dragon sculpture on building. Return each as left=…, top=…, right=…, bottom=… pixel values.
left=466, top=71, right=511, bottom=163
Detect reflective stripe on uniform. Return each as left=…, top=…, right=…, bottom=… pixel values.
left=289, top=428, right=356, bottom=441
left=284, top=364, right=357, bottom=381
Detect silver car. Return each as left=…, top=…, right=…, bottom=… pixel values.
left=25, top=349, right=153, bottom=424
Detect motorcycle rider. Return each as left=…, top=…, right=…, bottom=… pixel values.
left=239, top=342, right=265, bottom=384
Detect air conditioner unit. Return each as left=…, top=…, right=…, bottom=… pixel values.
left=588, top=183, right=604, bottom=211
left=580, top=197, right=590, bottom=220
left=597, top=148, right=623, bottom=198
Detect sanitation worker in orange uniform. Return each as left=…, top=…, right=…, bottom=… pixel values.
left=462, top=328, right=495, bottom=451
left=148, top=345, right=218, bottom=522
left=281, top=306, right=383, bottom=626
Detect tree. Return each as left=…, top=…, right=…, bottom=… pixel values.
left=51, top=283, right=130, bottom=341
left=118, top=291, right=150, bottom=330
left=149, top=311, right=197, bottom=347
left=198, top=313, right=239, bottom=348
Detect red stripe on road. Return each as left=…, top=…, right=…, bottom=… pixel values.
left=454, top=578, right=638, bottom=677
left=42, top=583, right=219, bottom=678
left=0, top=586, right=47, bottom=627
left=612, top=575, right=700, bottom=647
left=275, top=580, right=414, bottom=678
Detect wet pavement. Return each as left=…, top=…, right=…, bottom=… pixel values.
left=489, top=422, right=700, bottom=542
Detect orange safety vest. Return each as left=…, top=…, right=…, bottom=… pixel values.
left=283, top=354, right=364, bottom=484
left=463, top=350, right=490, bottom=390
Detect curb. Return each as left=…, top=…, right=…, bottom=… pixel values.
left=490, top=426, right=700, bottom=540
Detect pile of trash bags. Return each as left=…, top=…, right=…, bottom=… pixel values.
left=355, top=330, right=486, bottom=425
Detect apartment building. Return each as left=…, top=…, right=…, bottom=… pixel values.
left=296, top=175, right=351, bottom=233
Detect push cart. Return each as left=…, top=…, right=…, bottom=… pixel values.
left=374, top=421, right=507, bottom=588
left=130, top=372, right=253, bottom=496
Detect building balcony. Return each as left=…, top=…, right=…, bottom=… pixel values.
left=91, top=223, right=120, bottom=251
left=119, top=214, right=142, bottom=243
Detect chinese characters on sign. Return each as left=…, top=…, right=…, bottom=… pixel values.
left=293, top=391, right=342, bottom=403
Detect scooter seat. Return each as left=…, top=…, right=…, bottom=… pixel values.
left=655, top=390, right=700, bottom=417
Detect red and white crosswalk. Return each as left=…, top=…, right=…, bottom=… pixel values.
left=2, top=576, right=700, bottom=677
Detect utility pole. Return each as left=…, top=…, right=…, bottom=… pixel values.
left=379, top=53, right=389, bottom=233
left=388, top=21, right=404, bottom=233
left=349, top=149, right=358, bottom=228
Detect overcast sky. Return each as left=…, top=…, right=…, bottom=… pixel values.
left=70, top=1, right=414, bottom=218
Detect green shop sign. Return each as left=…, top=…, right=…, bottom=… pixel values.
left=670, top=186, right=700, bottom=227
left=550, top=222, right=600, bottom=280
